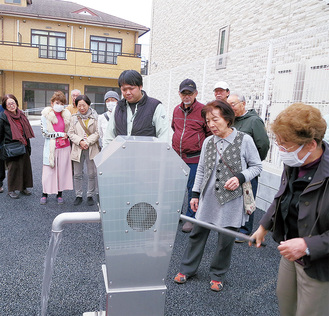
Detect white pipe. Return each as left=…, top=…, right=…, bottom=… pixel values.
left=17, top=20, right=19, bottom=43
left=84, top=27, right=87, bottom=50
left=52, top=212, right=101, bottom=233
left=70, top=25, right=74, bottom=48
left=201, top=57, right=207, bottom=103
left=261, top=40, right=274, bottom=122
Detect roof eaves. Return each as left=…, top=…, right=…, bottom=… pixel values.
left=0, top=10, right=150, bottom=36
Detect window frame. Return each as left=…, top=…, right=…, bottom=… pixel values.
left=90, top=35, right=122, bottom=65
left=216, top=25, right=230, bottom=70
left=31, top=29, right=67, bottom=60
left=5, top=0, right=21, bottom=3
left=22, top=81, right=69, bottom=110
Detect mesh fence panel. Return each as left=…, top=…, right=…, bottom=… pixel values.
left=144, top=25, right=329, bottom=169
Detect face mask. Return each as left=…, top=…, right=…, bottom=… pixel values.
left=279, top=145, right=311, bottom=167
left=106, top=101, right=117, bottom=112
left=53, top=103, right=64, bottom=113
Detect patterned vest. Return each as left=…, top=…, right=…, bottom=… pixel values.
left=200, top=132, right=244, bottom=205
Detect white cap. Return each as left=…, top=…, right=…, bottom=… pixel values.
left=213, top=81, right=230, bottom=91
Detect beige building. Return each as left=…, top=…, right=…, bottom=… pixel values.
left=0, top=0, right=149, bottom=110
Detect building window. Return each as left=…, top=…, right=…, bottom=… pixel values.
left=90, top=36, right=122, bottom=64
left=23, top=82, right=69, bottom=111
left=31, top=30, right=66, bottom=60
left=85, top=85, right=121, bottom=113
left=216, top=26, right=230, bottom=70
left=5, top=0, right=21, bottom=3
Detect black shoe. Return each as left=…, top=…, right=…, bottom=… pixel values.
left=87, top=197, right=95, bottom=206
left=73, top=197, right=83, bottom=206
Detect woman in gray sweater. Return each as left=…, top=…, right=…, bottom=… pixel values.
left=174, top=99, right=262, bottom=292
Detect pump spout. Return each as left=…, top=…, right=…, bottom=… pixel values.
left=52, top=212, right=101, bottom=233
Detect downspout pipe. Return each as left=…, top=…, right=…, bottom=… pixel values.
left=52, top=212, right=101, bottom=233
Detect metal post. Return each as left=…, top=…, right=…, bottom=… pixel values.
left=261, top=40, right=274, bottom=122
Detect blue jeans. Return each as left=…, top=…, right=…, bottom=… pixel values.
left=239, top=177, right=258, bottom=235
left=185, top=163, right=198, bottom=218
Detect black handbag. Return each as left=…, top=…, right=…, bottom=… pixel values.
left=0, top=141, right=26, bottom=160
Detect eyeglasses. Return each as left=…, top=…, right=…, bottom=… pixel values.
left=274, top=141, right=298, bottom=152
left=6, top=102, right=16, bottom=107
left=229, top=101, right=241, bottom=107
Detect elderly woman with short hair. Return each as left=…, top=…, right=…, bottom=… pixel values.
left=174, top=99, right=262, bottom=292
left=251, top=103, right=329, bottom=316
left=67, top=94, right=100, bottom=206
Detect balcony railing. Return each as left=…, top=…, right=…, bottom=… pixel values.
left=0, top=40, right=140, bottom=60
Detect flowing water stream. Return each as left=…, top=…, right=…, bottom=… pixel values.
left=40, top=231, right=63, bottom=316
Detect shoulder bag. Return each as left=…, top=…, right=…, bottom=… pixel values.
left=0, top=141, right=26, bottom=160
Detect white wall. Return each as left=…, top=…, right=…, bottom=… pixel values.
left=149, top=0, right=329, bottom=74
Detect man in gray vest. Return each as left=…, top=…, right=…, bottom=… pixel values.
left=227, top=92, right=270, bottom=242
left=103, top=70, right=168, bottom=146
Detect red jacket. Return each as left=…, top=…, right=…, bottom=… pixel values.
left=171, top=100, right=211, bottom=164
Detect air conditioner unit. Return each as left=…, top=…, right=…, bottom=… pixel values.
left=215, top=54, right=227, bottom=70
left=302, top=57, right=329, bottom=112
left=270, top=62, right=306, bottom=122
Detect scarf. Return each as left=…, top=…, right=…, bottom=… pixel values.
left=4, top=109, right=35, bottom=145
left=77, top=108, right=93, bottom=120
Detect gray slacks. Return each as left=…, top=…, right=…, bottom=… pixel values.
left=179, top=224, right=237, bottom=282
left=73, top=149, right=97, bottom=198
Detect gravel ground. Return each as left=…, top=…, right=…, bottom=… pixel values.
left=0, top=125, right=280, bottom=316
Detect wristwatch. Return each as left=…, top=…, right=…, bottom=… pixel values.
left=305, top=247, right=310, bottom=256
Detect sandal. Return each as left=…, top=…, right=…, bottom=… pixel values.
left=174, top=273, right=187, bottom=284
left=210, top=280, right=223, bottom=292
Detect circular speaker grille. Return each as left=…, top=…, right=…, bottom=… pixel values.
left=127, top=202, right=157, bottom=232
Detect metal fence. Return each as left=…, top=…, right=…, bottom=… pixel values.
left=143, top=25, right=329, bottom=170
left=23, top=103, right=105, bottom=118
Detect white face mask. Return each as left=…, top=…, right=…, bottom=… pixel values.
left=53, top=103, right=64, bottom=113
left=279, top=144, right=311, bottom=167
left=106, top=101, right=117, bottom=112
